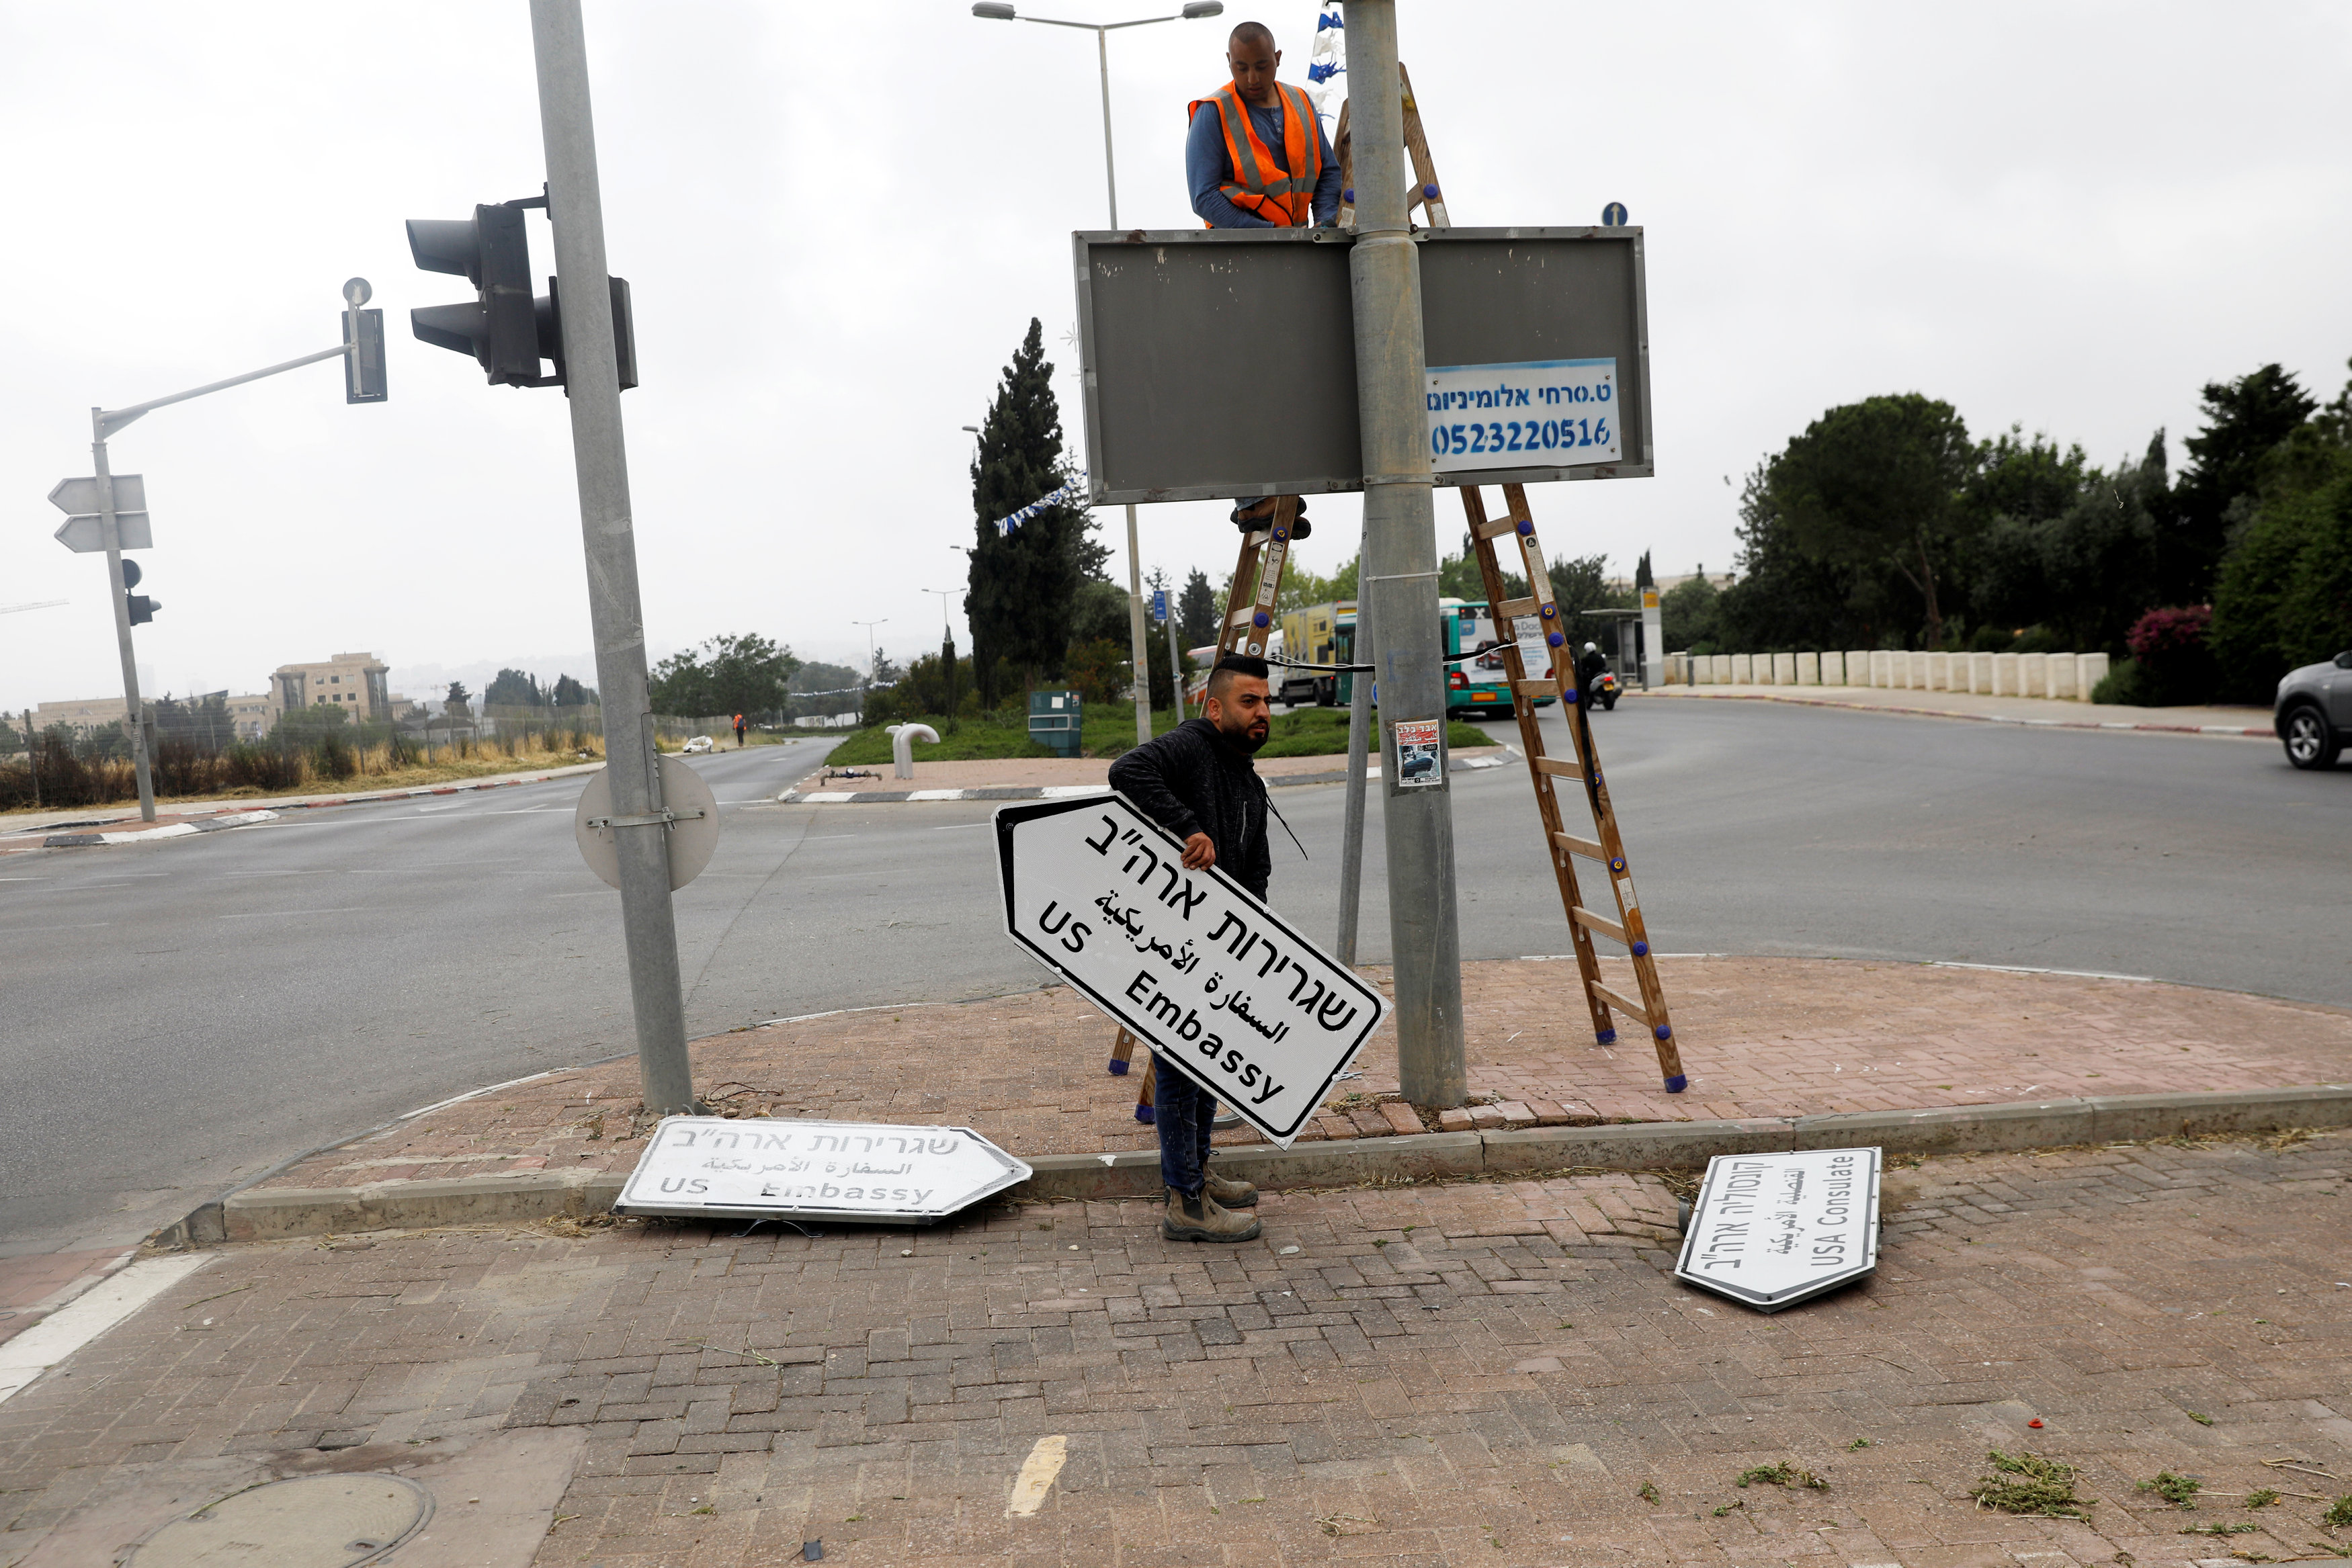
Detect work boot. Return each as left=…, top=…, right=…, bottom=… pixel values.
left=1203, top=1169, right=1259, bottom=1209
left=1231, top=496, right=1311, bottom=541
left=1162, top=1186, right=1263, bottom=1243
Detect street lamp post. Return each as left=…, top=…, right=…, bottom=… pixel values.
left=971, top=1, right=1224, bottom=748
left=853, top=618, right=889, bottom=681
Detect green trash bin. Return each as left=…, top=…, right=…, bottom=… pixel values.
left=1028, top=689, right=1082, bottom=758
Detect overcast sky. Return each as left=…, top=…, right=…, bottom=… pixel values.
left=3, top=2, right=2348, bottom=714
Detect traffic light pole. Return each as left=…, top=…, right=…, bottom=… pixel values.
left=1347, top=1, right=1467, bottom=1108
left=530, top=0, right=698, bottom=1116
left=79, top=337, right=360, bottom=824
left=88, top=426, right=154, bottom=822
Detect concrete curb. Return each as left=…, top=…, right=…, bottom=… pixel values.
left=167, top=1084, right=2352, bottom=1242
left=1648, top=687, right=2273, bottom=740
left=776, top=755, right=1511, bottom=805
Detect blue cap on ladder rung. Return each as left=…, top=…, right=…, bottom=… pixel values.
left=1664, top=1074, right=1688, bottom=1093
left=1107, top=1058, right=1129, bottom=1076
left=1135, top=1103, right=1155, bottom=1124
left=1631, top=941, right=1648, bottom=957
left=1423, top=183, right=1439, bottom=199
left=1595, top=1028, right=1617, bottom=1045
left=1517, top=519, right=1535, bottom=536
left=1547, top=631, right=1564, bottom=647
left=1654, top=1024, right=1673, bottom=1041
left=1343, top=187, right=1354, bottom=202
left=1253, top=611, right=1271, bottom=627
left=1273, top=527, right=1288, bottom=541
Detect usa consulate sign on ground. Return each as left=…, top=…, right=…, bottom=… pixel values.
left=995, top=793, right=1388, bottom=1147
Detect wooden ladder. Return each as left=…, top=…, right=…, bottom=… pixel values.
left=1343, top=62, right=1687, bottom=1092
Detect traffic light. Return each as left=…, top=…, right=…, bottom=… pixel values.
left=408, top=203, right=541, bottom=386
left=122, top=559, right=159, bottom=625
left=344, top=306, right=387, bottom=404
left=407, top=196, right=636, bottom=392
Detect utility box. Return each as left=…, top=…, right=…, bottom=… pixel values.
left=1028, top=689, right=1082, bottom=758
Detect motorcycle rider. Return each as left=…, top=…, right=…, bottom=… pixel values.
left=1576, top=640, right=1610, bottom=711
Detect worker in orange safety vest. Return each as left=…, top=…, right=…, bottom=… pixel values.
left=1186, top=20, right=1339, bottom=539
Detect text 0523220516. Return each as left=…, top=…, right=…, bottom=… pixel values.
left=1426, top=357, right=1619, bottom=470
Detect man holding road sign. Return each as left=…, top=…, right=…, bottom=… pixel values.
left=1107, top=655, right=1279, bottom=1242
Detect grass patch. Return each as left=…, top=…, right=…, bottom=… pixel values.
left=1971, top=1450, right=2093, bottom=1519
left=1736, top=1463, right=1828, bottom=1491
left=2181, top=1524, right=2260, bottom=1536
left=2247, top=1490, right=2281, bottom=1510
left=2142, top=1471, right=2203, bottom=1508
left=2326, top=1495, right=2352, bottom=1528
left=821, top=705, right=1495, bottom=767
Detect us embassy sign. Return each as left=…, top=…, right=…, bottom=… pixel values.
left=995, top=794, right=1388, bottom=1146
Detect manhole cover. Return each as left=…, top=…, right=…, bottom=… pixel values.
left=125, top=1473, right=431, bottom=1566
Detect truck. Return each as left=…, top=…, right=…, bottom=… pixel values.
left=1275, top=601, right=1353, bottom=706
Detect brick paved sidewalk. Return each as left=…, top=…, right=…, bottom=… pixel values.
left=5, top=1133, right=2350, bottom=1567
left=246, top=956, right=2352, bottom=1199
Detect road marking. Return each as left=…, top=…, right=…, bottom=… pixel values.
left=0, top=1253, right=213, bottom=1408
left=218, top=907, right=368, bottom=919
left=1005, top=1434, right=1068, bottom=1516
left=933, top=823, right=988, bottom=831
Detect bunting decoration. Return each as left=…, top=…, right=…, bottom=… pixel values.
left=1305, top=4, right=1345, bottom=122
left=991, top=470, right=1089, bottom=536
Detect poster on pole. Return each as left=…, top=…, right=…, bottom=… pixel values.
left=994, top=793, right=1387, bottom=1146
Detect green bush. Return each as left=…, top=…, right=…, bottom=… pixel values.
left=2091, top=660, right=2148, bottom=705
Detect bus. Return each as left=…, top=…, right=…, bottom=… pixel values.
left=1443, top=598, right=1561, bottom=720
left=1275, top=599, right=1558, bottom=719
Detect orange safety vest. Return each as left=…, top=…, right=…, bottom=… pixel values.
left=1186, top=81, right=1322, bottom=228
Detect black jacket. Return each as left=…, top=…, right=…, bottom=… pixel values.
left=1107, top=717, right=1271, bottom=900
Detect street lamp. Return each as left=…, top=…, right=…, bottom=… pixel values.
left=852, top=617, right=890, bottom=679
left=970, top=0, right=1223, bottom=746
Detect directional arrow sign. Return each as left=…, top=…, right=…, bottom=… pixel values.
left=615, top=1117, right=1031, bottom=1224
left=54, top=514, right=152, bottom=553
left=1674, top=1147, right=1881, bottom=1313
left=49, top=475, right=146, bottom=515
left=995, top=792, right=1387, bottom=1146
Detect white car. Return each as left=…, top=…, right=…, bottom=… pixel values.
left=681, top=735, right=714, bottom=754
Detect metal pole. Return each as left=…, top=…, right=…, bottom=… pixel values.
left=1095, top=26, right=1119, bottom=229
left=530, top=0, right=696, bottom=1115
left=1335, top=595, right=1371, bottom=964
left=1164, top=587, right=1183, bottom=717
left=1091, top=28, right=1154, bottom=748
left=90, top=421, right=155, bottom=822
left=24, top=711, right=40, bottom=810
left=1345, top=1, right=1465, bottom=1108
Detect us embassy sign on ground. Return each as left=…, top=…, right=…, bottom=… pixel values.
left=1070, top=225, right=1652, bottom=505
left=995, top=794, right=1388, bottom=1145
left=1673, top=1147, right=1882, bottom=1313
left=616, top=1117, right=1031, bottom=1225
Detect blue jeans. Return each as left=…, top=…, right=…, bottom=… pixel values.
left=1153, top=1053, right=1217, bottom=1196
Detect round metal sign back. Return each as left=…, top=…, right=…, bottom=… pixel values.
left=573, top=753, right=720, bottom=891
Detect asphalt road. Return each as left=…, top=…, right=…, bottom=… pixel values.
left=3, top=699, right=2345, bottom=1256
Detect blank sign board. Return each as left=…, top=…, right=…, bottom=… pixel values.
left=1073, top=226, right=1651, bottom=505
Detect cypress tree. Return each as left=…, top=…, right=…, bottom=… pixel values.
left=964, top=320, right=1102, bottom=701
